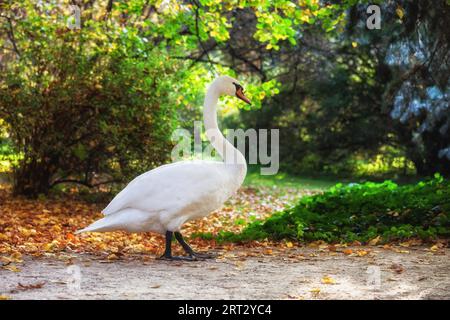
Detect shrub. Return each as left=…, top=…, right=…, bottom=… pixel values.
left=219, top=174, right=450, bottom=243
left=0, top=4, right=181, bottom=196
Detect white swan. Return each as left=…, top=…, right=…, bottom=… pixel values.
left=76, top=75, right=251, bottom=260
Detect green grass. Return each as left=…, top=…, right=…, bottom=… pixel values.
left=244, top=166, right=338, bottom=190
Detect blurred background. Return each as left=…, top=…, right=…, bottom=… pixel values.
left=0, top=0, right=449, bottom=198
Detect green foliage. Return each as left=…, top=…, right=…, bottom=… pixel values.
left=216, top=174, right=450, bottom=243
left=227, top=0, right=450, bottom=178
left=0, top=0, right=362, bottom=196
left=0, top=131, right=19, bottom=173
left=0, top=1, right=182, bottom=196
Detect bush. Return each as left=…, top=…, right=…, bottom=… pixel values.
left=0, top=4, right=181, bottom=196
left=218, top=174, right=450, bottom=243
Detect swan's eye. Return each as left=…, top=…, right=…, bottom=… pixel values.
left=233, top=82, right=251, bottom=105
left=233, top=82, right=243, bottom=92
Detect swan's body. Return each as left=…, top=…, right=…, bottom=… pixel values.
left=79, top=160, right=245, bottom=234
left=77, top=76, right=250, bottom=259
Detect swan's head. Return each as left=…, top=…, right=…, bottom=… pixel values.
left=213, top=75, right=251, bottom=105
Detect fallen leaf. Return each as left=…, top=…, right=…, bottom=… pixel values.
left=390, top=263, right=405, bottom=274
left=394, top=249, right=410, bottom=254
left=417, top=276, right=427, bottom=281
left=343, top=249, right=353, bottom=255
left=310, top=288, right=321, bottom=296
left=3, top=265, right=21, bottom=272
left=321, top=275, right=336, bottom=285
left=430, top=245, right=439, bottom=252
left=308, top=240, right=327, bottom=248
left=399, top=241, right=410, bottom=247
left=14, top=282, right=46, bottom=292
left=356, top=250, right=369, bottom=257
left=368, top=236, right=381, bottom=246
left=66, top=233, right=76, bottom=242
left=107, top=254, right=118, bottom=260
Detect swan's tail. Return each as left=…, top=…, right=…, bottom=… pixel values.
left=75, top=215, right=111, bottom=234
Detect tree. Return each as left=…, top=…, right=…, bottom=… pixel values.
left=0, top=0, right=354, bottom=196
left=225, top=0, right=450, bottom=177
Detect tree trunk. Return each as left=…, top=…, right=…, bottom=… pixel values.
left=13, top=158, right=53, bottom=197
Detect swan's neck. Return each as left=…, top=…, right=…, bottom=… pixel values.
left=203, top=84, right=247, bottom=174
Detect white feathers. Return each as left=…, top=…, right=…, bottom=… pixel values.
left=77, top=76, right=247, bottom=234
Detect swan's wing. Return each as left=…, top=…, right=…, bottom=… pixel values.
left=102, top=161, right=231, bottom=216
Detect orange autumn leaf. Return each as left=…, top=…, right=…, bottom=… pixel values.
left=343, top=249, right=353, bottom=255
left=66, top=233, right=76, bottom=242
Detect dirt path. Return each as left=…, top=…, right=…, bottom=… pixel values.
left=1, top=246, right=448, bottom=300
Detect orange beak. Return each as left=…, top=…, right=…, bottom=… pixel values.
left=236, top=87, right=251, bottom=105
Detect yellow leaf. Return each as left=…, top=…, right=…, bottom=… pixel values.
left=399, top=241, right=411, bottom=247
left=3, top=265, right=21, bottom=272
left=43, top=240, right=59, bottom=252
left=300, top=14, right=310, bottom=23
left=321, top=275, right=336, bottom=285
left=51, top=225, right=62, bottom=232
left=11, top=251, right=22, bottom=260
left=356, top=250, right=369, bottom=257
left=259, top=91, right=266, bottom=100
left=310, top=288, right=321, bottom=295
left=368, top=236, right=381, bottom=246
left=430, top=245, right=439, bottom=252
left=351, top=41, right=358, bottom=48
left=107, top=253, right=118, bottom=260
left=396, top=7, right=404, bottom=19
left=0, top=295, right=10, bottom=300
left=286, top=241, right=293, bottom=248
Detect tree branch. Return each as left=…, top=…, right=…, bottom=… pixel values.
left=0, top=15, right=20, bottom=57
left=189, top=0, right=218, bottom=74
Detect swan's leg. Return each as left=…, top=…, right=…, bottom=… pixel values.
left=158, top=231, right=197, bottom=261
left=174, top=232, right=216, bottom=259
